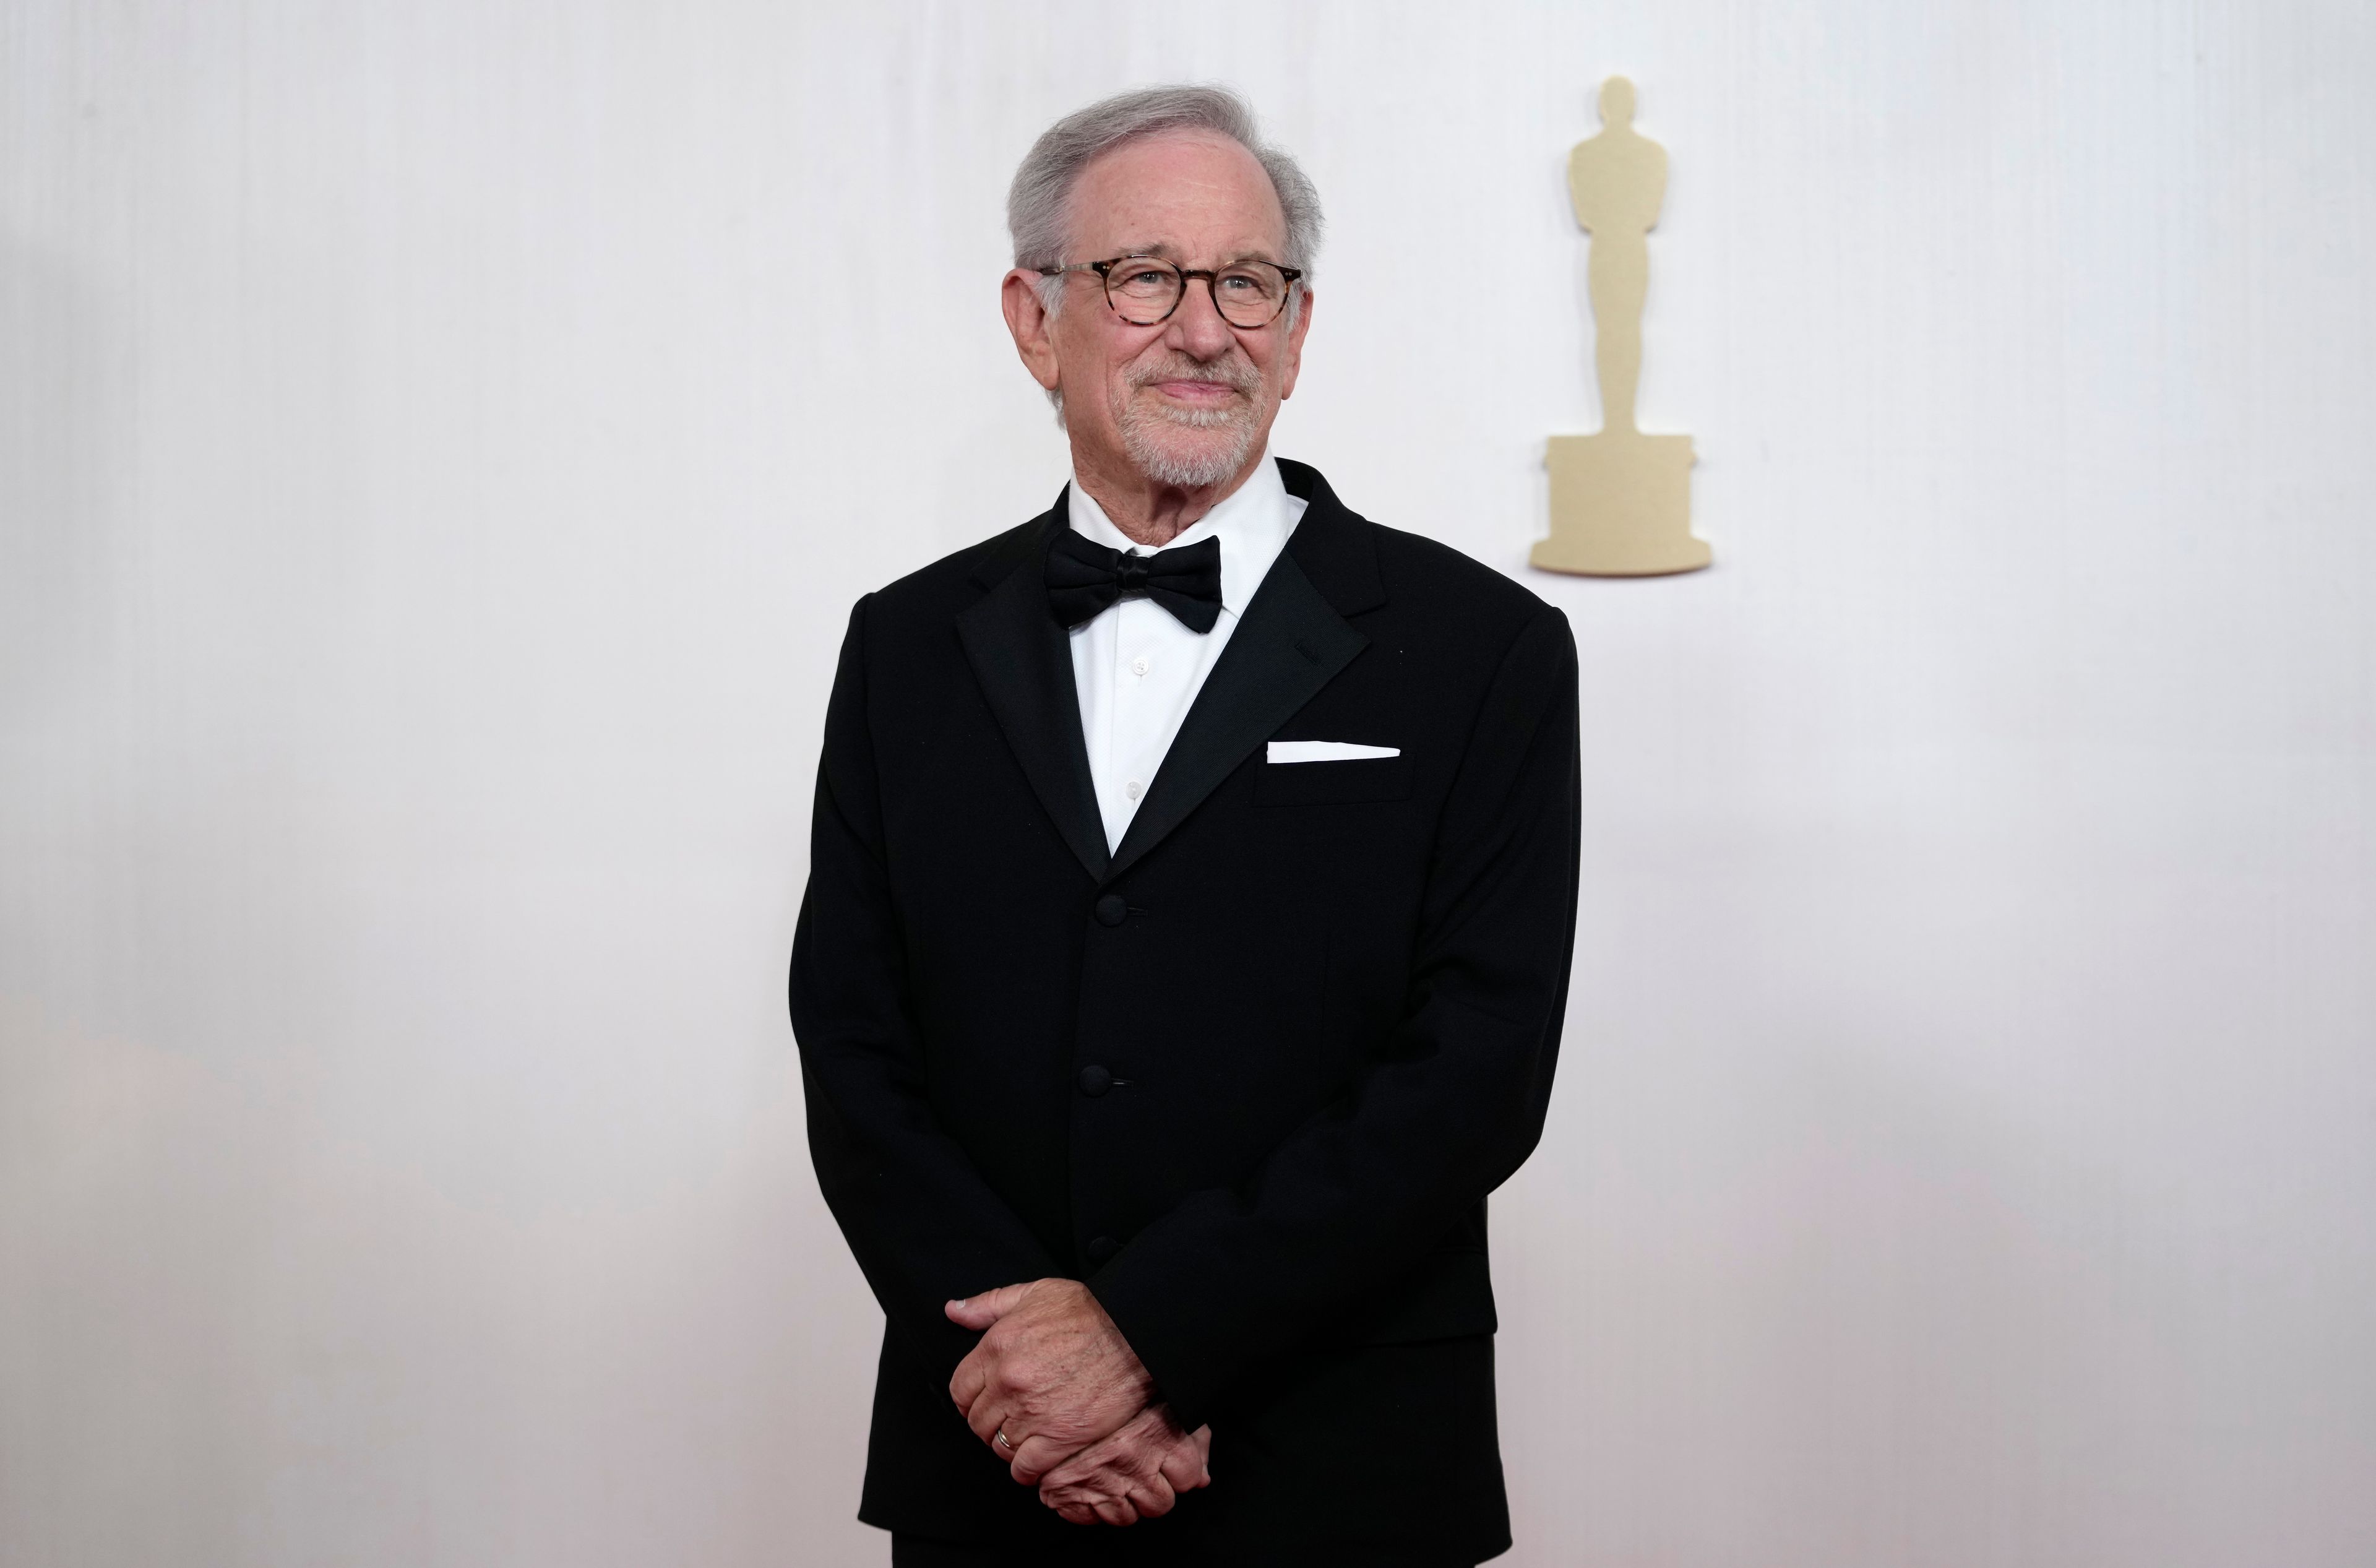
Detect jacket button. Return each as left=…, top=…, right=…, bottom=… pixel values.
left=1085, top=1235, right=1120, bottom=1265
left=1094, top=894, right=1128, bottom=926
left=1076, top=1064, right=1113, bottom=1098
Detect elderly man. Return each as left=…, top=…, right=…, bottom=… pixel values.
left=790, top=85, right=1580, bottom=1566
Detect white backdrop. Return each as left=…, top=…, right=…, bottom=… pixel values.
left=4, top=3, right=2372, bottom=1564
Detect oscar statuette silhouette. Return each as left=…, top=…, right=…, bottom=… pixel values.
left=1534, top=77, right=1711, bottom=577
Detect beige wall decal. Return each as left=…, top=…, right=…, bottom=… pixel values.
left=1534, top=77, right=1713, bottom=576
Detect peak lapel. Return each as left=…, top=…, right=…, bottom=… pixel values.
left=956, top=504, right=1109, bottom=881
left=1105, top=546, right=1368, bottom=882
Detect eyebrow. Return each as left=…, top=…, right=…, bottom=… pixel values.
left=1109, top=241, right=1285, bottom=268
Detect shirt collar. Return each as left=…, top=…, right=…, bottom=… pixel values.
left=1066, top=452, right=1295, bottom=620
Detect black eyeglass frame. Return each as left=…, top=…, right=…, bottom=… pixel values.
left=1036, top=255, right=1307, bottom=328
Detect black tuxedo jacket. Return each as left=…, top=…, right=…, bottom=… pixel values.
left=790, top=461, right=1580, bottom=1565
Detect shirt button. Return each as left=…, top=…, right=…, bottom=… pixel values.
left=1094, top=894, right=1127, bottom=926
left=1131, top=655, right=1149, bottom=676
left=1124, top=780, right=1142, bottom=801
left=1077, top=1064, right=1114, bottom=1097
left=1085, top=1235, right=1121, bottom=1265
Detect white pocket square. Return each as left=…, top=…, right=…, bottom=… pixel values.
left=1266, top=741, right=1401, bottom=764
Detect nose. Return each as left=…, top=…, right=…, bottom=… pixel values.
left=1164, top=274, right=1238, bottom=359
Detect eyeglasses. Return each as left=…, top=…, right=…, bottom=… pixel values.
left=1038, top=255, right=1304, bottom=329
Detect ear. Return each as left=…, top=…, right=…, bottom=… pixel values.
left=1002, top=269, right=1064, bottom=394
left=1276, top=287, right=1315, bottom=402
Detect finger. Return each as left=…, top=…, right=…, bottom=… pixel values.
left=1156, top=1437, right=1208, bottom=1496
left=1035, top=1410, right=1153, bottom=1491
left=962, top=1376, right=1028, bottom=1449
left=1126, top=1470, right=1177, bottom=1520
left=1007, top=1432, right=1087, bottom=1486
left=944, top=1282, right=1034, bottom=1331
left=1017, top=1398, right=1154, bottom=1484
left=1091, top=1495, right=1138, bottom=1528
left=1041, top=1445, right=1145, bottom=1510
left=965, top=1392, right=1017, bottom=1449
left=1054, top=1504, right=1100, bottom=1527
left=947, top=1348, right=990, bottom=1417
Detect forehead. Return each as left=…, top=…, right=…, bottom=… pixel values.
left=1065, top=129, right=1289, bottom=261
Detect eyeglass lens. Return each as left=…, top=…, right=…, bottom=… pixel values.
left=1106, top=259, right=1289, bottom=327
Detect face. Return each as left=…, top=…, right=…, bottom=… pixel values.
left=1004, top=129, right=1314, bottom=491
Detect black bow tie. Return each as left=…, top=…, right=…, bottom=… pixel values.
left=1045, top=528, right=1224, bottom=633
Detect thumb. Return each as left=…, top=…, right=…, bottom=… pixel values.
left=944, top=1281, right=1033, bottom=1330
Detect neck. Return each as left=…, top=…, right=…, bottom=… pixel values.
left=1071, top=442, right=1270, bottom=548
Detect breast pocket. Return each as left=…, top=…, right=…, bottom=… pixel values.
left=1254, top=754, right=1414, bottom=806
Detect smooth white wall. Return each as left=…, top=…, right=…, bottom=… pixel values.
left=4, top=2, right=2372, bottom=1564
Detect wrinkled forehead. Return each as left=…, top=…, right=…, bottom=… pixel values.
left=1064, top=128, right=1290, bottom=263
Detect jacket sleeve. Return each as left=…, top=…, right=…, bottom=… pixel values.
left=1086, top=603, right=1582, bottom=1430
left=789, top=594, right=1065, bottom=1387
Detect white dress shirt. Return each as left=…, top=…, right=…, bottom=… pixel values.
left=1068, top=453, right=1307, bottom=852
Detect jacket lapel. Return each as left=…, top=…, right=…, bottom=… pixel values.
left=1104, top=463, right=1381, bottom=882
left=956, top=497, right=1110, bottom=881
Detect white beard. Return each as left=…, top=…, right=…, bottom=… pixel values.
left=1111, top=376, right=1267, bottom=489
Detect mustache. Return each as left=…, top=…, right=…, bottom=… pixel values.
left=1126, top=353, right=1261, bottom=396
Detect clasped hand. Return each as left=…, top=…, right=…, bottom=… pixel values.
left=945, top=1278, right=1212, bottom=1527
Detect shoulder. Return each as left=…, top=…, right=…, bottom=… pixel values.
left=1359, top=523, right=1573, bottom=702
left=852, top=510, right=1052, bottom=630
left=1366, top=521, right=1554, bottom=630
left=1322, top=505, right=1568, bottom=678
left=1283, top=459, right=1556, bottom=647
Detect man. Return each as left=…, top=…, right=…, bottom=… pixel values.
left=790, top=85, right=1580, bottom=1566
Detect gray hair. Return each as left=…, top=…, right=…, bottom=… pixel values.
left=1009, top=84, right=1324, bottom=321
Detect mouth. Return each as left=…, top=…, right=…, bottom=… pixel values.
left=1146, top=377, right=1242, bottom=407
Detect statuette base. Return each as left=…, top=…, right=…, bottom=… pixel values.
left=1533, top=431, right=1711, bottom=577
